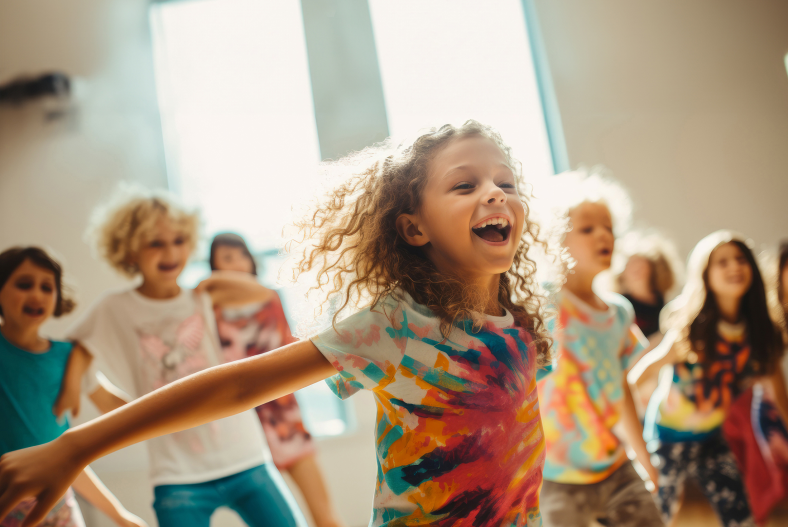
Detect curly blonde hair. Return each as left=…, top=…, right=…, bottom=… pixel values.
left=87, top=185, right=200, bottom=277
left=288, top=121, right=553, bottom=365
left=533, top=166, right=633, bottom=248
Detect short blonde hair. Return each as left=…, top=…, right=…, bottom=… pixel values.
left=87, top=185, right=200, bottom=277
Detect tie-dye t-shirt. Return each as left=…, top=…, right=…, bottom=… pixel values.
left=537, top=289, right=647, bottom=484
left=311, top=292, right=545, bottom=527
left=644, top=321, right=755, bottom=444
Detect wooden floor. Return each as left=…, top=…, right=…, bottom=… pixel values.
left=675, top=484, right=788, bottom=527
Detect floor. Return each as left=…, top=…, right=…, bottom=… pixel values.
left=675, top=484, right=788, bottom=527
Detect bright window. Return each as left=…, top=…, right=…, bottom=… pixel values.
left=369, top=0, right=554, bottom=181
left=149, top=0, right=349, bottom=437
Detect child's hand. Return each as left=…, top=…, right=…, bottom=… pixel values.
left=53, top=381, right=81, bottom=420
left=116, top=510, right=149, bottom=527
left=645, top=463, right=660, bottom=494
left=197, top=271, right=274, bottom=307
left=0, top=440, right=84, bottom=525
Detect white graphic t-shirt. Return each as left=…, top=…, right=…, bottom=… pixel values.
left=68, top=288, right=271, bottom=485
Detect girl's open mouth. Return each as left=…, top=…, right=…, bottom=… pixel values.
left=472, top=223, right=512, bottom=244
left=158, top=262, right=180, bottom=272
left=23, top=306, right=45, bottom=316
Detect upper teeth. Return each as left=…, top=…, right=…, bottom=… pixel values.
left=475, top=217, right=509, bottom=228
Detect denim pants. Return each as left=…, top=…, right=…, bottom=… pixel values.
left=153, top=464, right=306, bottom=527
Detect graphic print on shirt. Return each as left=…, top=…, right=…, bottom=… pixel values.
left=313, top=295, right=545, bottom=527
left=652, top=324, right=753, bottom=439
left=137, top=309, right=215, bottom=452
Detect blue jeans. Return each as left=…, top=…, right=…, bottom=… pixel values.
left=153, top=464, right=306, bottom=527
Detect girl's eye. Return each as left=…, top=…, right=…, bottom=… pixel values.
left=41, top=284, right=54, bottom=293
left=149, top=240, right=164, bottom=248
left=580, top=227, right=593, bottom=234
left=452, top=183, right=474, bottom=191
left=15, top=281, right=33, bottom=290
left=174, top=237, right=186, bottom=246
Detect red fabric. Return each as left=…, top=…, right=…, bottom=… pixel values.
left=723, top=388, right=788, bottom=525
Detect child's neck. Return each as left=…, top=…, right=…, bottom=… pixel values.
left=564, top=271, right=606, bottom=311
left=716, top=294, right=742, bottom=324
left=467, top=273, right=505, bottom=316
left=0, top=321, right=49, bottom=352
left=137, top=279, right=181, bottom=300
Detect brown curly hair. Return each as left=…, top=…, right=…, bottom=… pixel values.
left=289, top=121, right=552, bottom=365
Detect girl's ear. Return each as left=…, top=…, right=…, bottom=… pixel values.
left=396, top=214, right=429, bottom=247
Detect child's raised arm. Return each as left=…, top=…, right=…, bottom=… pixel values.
left=71, top=467, right=147, bottom=527
left=197, top=270, right=274, bottom=307
left=0, top=339, right=336, bottom=526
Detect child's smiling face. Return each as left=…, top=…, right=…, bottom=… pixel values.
left=133, top=215, right=192, bottom=287
left=397, top=135, right=525, bottom=280
left=0, top=259, right=57, bottom=330
left=707, top=242, right=752, bottom=302
left=563, top=202, right=615, bottom=278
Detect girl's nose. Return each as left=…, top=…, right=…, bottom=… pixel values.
left=484, top=183, right=507, bottom=205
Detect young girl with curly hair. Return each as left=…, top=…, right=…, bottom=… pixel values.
left=0, top=247, right=146, bottom=527
left=47, top=188, right=306, bottom=527
left=0, top=121, right=552, bottom=527
left=631, top=230, right=788, bottom=527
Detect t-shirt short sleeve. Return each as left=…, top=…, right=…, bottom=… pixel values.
left=311, top=299, right=409, bottom=399
left=66, top=294, right=138, bottom=399
left=616, top=298, right=648, bottom=371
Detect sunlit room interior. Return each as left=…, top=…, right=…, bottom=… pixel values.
left=1, top=1, right=788, bottom=526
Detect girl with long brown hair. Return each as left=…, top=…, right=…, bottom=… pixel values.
left=631, top=230, right=788, bottom=527
left=0, top=121, right=552, bottom=527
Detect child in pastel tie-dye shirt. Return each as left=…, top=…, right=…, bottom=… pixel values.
left=534, top=169, right=662, bottom=527
left=0, top=122, right=553, bottom=527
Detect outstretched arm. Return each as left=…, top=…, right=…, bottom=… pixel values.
left=197, top=270, right=274, bottom=307
left=72, top=467, right=147, bottom=527
left=0, top=340, right=336, bottom=526
left=620, top=379, right=659, bottom=492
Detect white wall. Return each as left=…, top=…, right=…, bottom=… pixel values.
left=534, top=0, right=788, bottom=258
left=0, top=1, right=377, bottom=526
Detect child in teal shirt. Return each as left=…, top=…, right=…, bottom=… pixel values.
left=0, top=246, right=146, bottom=527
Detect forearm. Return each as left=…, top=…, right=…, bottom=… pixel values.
left=620, top=381, right=653, bottom=470
left=89, top=385, right=129, bottom=414
left=62, top=341, right=335, bottom=468
left=204, top=271, right=274, bottom=307
left=71, top=467, right=128, bottom=523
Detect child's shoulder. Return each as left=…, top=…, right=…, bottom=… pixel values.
left=47, top=339, right=74, bottom=355
left=598, top=291, right=636, bottom=322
